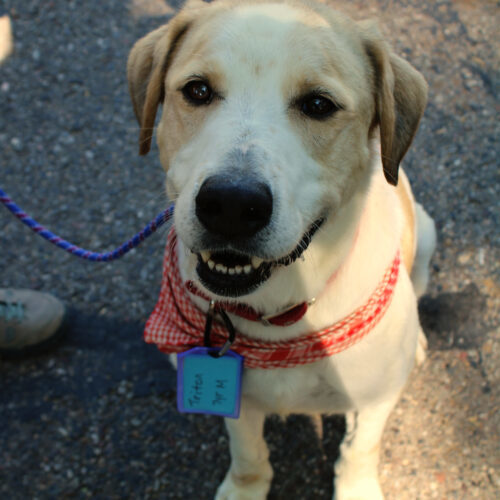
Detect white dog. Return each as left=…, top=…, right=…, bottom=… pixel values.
left=128, top=1, right=436, bottom=498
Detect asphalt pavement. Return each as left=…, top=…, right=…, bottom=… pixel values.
left=0, top=1, right=498, bottom=499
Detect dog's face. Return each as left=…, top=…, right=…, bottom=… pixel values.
left=128, top=0, right=427, bottom=299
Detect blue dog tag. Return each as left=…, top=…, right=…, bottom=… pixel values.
left=177, top=347, right=243, bottom=419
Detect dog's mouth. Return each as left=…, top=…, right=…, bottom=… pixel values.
left=195, top=218, right=325, bottom=297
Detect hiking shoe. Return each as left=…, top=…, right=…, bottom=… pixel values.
left=0, top=288, right=65, bottom=353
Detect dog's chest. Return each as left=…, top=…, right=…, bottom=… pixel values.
left=242, top=361, right=353, bottom=414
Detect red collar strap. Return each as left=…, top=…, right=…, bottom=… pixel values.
left=185, top=280, right=312, bottom=327
left=144, top=228, right=400, bottom=369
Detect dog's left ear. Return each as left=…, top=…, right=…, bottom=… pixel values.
left=362, top=24, right=428, bottom=186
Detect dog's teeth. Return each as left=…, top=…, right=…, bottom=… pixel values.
left=228, top=268, right=235, bottom=275
left=235, top=266, right=243, bottom=274
left=216, top=263, right=227, bottom=274
left=200, top=250, right=211, bottom=263
left=208, top=259, right=215, bottom=270
left=243, top=265, right=252, bottom=274
left=251, top=256, right=264, bottom=269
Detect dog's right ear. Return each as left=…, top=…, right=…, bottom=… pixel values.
left=127, top=13, right=194, bottom=156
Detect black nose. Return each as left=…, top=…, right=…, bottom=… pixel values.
left=195, top=175, right=273, bottom=238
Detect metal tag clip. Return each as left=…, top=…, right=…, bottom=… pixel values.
left=203, top=300, right=236, bottom=357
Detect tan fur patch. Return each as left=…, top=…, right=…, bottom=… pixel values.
left=397, top=170, right=416, bottom=273
left=230, top=471, right=265, bottom=487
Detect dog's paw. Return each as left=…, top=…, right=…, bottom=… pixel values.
left=333, top=476, right=384, bottom=500
left=215, top=466, right=272, bottom=500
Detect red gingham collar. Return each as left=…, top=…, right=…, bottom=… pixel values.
left=144, top=228, right=400, bottom=369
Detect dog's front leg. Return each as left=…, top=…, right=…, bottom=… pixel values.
left=334, top=397, right=399, bottom=500
left=215, top=400, right=272, bottom=500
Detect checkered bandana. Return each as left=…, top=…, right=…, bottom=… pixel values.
left=144, top=228, right=400, bottom=369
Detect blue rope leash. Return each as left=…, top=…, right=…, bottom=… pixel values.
left=0, top=186, right=174, bottom=262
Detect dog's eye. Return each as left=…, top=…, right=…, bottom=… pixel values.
left=182, top=80, right=213, bottom=105
left=299, top=94, right=339, bottom=120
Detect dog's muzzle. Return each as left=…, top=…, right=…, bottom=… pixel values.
left=194, top=174, right=324, bottom=297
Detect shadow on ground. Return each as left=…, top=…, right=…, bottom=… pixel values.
left=0, top=308, right=346, bottom=499
left=1, top=289, right=483, bottom=498
left=419, top=283, right=489, bottom=350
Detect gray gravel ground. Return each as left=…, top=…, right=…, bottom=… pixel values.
left=0, top=0, right=498, bottom=499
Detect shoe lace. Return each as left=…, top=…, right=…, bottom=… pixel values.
left=0, top=301, right=25, bottom=323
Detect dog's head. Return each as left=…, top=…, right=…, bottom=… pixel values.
left=128, top=0, right=427, bottom=299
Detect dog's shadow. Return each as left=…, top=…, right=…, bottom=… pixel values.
left=418, top=282, right=489, bottom=350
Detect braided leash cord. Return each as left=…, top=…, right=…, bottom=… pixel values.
left=0, top=187, right=174, bottom=262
